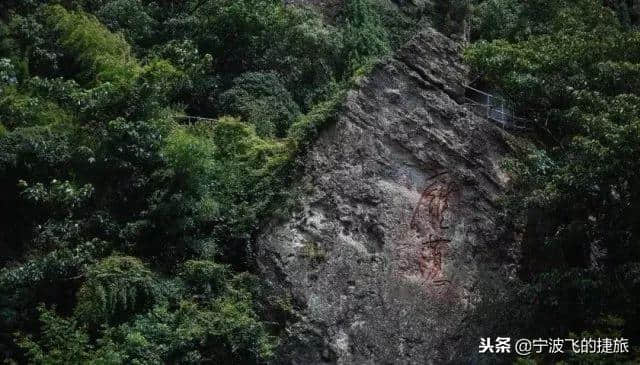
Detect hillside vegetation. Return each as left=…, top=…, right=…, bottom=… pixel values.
left=468, top=0, right=640, bottom=363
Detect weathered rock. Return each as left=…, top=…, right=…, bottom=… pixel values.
left=256, top=26, right=516, bottom=364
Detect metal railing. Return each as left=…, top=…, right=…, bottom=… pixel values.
left=172, top=115, right=218, bottom=125
left=463, top=85, right=530, bottom=131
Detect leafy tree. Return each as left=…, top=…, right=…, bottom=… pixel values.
left=219, top=72, right=300, bottom=137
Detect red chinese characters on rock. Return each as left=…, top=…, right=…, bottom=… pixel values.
left=418, top=237, right=450, bottom=284
left=409, top=172, right=459, bottom=287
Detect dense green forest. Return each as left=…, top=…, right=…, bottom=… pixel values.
left=467, top=0, right=640, bottom=363
left=2, top=0, right=640, bottom=363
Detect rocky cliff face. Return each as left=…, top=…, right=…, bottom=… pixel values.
left=257, top=26, right=516, bottom=364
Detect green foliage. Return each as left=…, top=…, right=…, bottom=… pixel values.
left=219, top=72, right=300, bottom=137
left=16, top=274, right=276, bottom=364
left=16, top=306, right=98, bottom=365
left=151, top=40, right=219, bottom=116
left=194, top=0, right=288, bottom=74
left=559, top=317, right=640, bottom=364
left=0, top=89, right=72, bottom=129
left=207, top=117, right=292, bottom=244
left=470, top=0, right=622, bottom=41
left=180, top=260, right=227, bottom=295
left=100, top=295, right=276, bottom=363
left=163, top=125, right=215, bottom=194
left=0, top=239, right=108, bottom=293
left=301, top=241, right=326, bottom=266
left=612, top=0, right=640, bottom=28
left=195, top=0, right=347, bottom=108
left=0, top=124, right=74, bottom=185
left=22, top=77, right=83, bottom=112
left=368, top=0, right=423, bottom=48
left=96, top=0, right=157, bottom=49
left=342, top=0, right=391, bottom=71
left=116, top=59, right=183, bottom=120
left=163, top=116, right=293, bottom=260
left=22, top=180, right=95, bottom=218
left=0, top=13, right=50, bottom=78
left=471, top=0, right=522, bottom=40
left=265, top=10, right=344, bottom=108
left=0, top=58, right=18, bottom=87
left=74, top=256, right=158, bottom=326
left=0, top=58, right=75, bottom=130
left=44, top=4, right=139, bottom=86
left=288, top=81, right=348, bottom=147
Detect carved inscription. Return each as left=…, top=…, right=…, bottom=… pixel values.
left=409, top=172, right=459, bottom=285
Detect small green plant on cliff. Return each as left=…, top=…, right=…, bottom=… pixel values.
left=301, top=241, right=327, bottom=265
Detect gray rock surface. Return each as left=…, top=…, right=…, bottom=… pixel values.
left=256, top=26, right=516, bottom=364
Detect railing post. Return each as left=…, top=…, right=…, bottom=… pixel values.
left=486, top=95, right=490, bottom=119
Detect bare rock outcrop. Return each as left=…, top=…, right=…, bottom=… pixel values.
left=257, top=26, right=516, bottom=364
